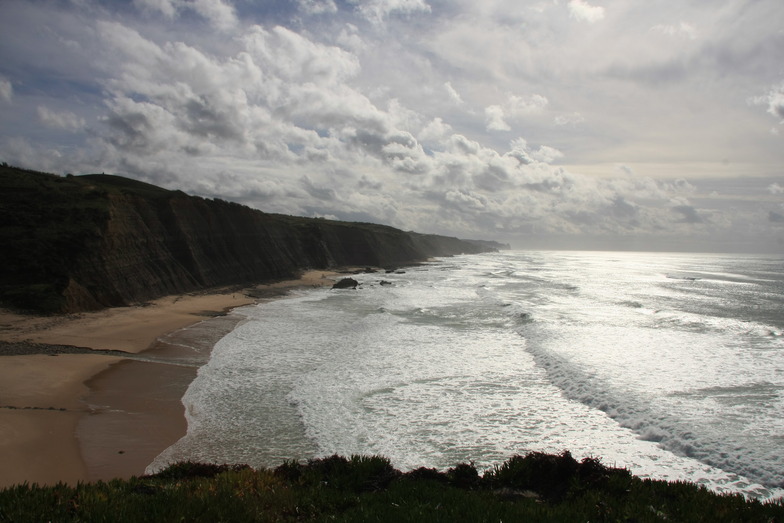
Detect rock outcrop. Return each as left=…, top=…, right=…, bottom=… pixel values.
left=0, top=165, right=499, bottom=313
left=331, top=278, right=359, bottom=290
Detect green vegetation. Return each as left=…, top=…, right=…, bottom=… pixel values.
left=0, top=165, right=111, bottom=311
left=0, top=165, right=175, bottom=312
left=1, top=452, right=781, bottom=522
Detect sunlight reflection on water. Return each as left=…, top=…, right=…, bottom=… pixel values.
left=149, top=251, right=784, bottom=500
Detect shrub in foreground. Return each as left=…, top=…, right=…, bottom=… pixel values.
left=1, top=452, right=782, bottom=522
left=274, top=454, right=399, bottom=492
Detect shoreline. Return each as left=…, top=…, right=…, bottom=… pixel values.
left=0, top=270, right=342, bottom=489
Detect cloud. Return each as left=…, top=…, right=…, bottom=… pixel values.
left=485, top=94, right=548, bottom=131
left=568, top=0, right=605, bottom=23
left=297, top=0, right=338, bottom=15
left=94, top=20, right=377, bottom=166
left=672, top=204, right=703, bottom=224
left=554, top=112, right=585, bottom=126
left=444, top=82, right=463, bottom=105
left=133, top=0, right=177, bottom=18
left=2, top=1, right=784, bottom=252
left=37, top=106, right=85, bottom=131
left=507, top=93, right=548, bottom=115
left=133, top=0, right=237, bottom=30
left=670, top=179, right=696, bottom=194
left=353, top=0, right=431, bottom=24
left=770, top=211, right=784, bottom=223
left=610, top=196, right=638, bottom=220
left=765, top=84, right=784, bottom=122
left=650, top=22, right=697, bottom=40
left=0, top=77, right=11, bottom=103
left=418, top=117, right=452, bottom=142
left=529, top=145, right=564, bottom=164
left=191, top=0, right=238, bottom=31
left=752, top=82, right=784, bottom=124
left=445, top=189, right=487, bottom=211
left=485, top=105, right=510, bottom=131
left=243, top=25, right=360, bottom=85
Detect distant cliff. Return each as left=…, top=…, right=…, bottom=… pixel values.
left=0, top=165, right=499, bottom=313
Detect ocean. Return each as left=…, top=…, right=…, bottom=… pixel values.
left=147, top=250, right=784, bottom=500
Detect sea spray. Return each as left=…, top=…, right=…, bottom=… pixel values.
left=148, top=251, right=784, bottom=499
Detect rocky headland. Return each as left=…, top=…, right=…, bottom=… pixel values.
left=0, top=164, right=505, bottom=314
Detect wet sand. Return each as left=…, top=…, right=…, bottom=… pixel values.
left=0, top=271, right=341, bottom=488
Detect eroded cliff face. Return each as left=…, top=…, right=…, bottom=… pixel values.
left=1, top=167, right=497, bottom=313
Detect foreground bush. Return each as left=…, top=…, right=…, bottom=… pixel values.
left=1, top=452, right=781, bottom=522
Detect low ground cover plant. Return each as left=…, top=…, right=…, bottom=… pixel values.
left=1, top=452, right=781, bottom=522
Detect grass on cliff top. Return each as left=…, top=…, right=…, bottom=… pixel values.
left=1, top=452, right=781, bottom=522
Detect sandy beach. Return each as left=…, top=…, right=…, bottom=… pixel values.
left=0, top=270, right=341, bottom=488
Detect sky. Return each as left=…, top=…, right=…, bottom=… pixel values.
left=1, top=0, right=783, bottom=253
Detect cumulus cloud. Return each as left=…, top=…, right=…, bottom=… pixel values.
left=529, top=145, right=564, bottom=164
left=192, top=0, right=238, bottom=31
left=0, top=77, right=12, bottom=103
left=485, top=105, right=510, bottom=131
left=672, top=204, right=703, bottom=224
left=765, top=85, right=784, bottom=122
left=568, top=0, right=605, bottom=23
left=445, top=189, right=487, bottom=211
left=37, top=106, right=85, bottom=131
left=336, top=24, right=364, bottom=51
left=86, top=17, right=451, bottom=219
left=485, top=94, right=548, bottom=132
left=133, top=0, right=177, bottom=18
left=2, top=0, right=783, bottom=251
left=752, top=82, right=784, bottom=124
left=418, top=117, right=452, bottom=142
left=94, top=20, right=374, bottom=164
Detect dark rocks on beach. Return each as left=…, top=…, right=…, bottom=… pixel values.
left=380, top=280, right=393, bottom=286
left=332, top=278, right=359, bottom=290
left=0, top=340, right=130, bottom=357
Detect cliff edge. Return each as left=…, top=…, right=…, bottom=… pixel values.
left=0, top=165, right=500, bottom=313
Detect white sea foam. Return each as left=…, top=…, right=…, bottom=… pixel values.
left=147, top=251, right=784, bottom=500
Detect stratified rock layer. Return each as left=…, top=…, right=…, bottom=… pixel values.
left=0, top=165, right=500, bottom=313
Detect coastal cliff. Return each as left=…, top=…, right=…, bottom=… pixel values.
left=0, top=165, right=503, bottom=313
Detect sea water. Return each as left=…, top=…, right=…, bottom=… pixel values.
left=148, top=251, right=784, bottom=499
